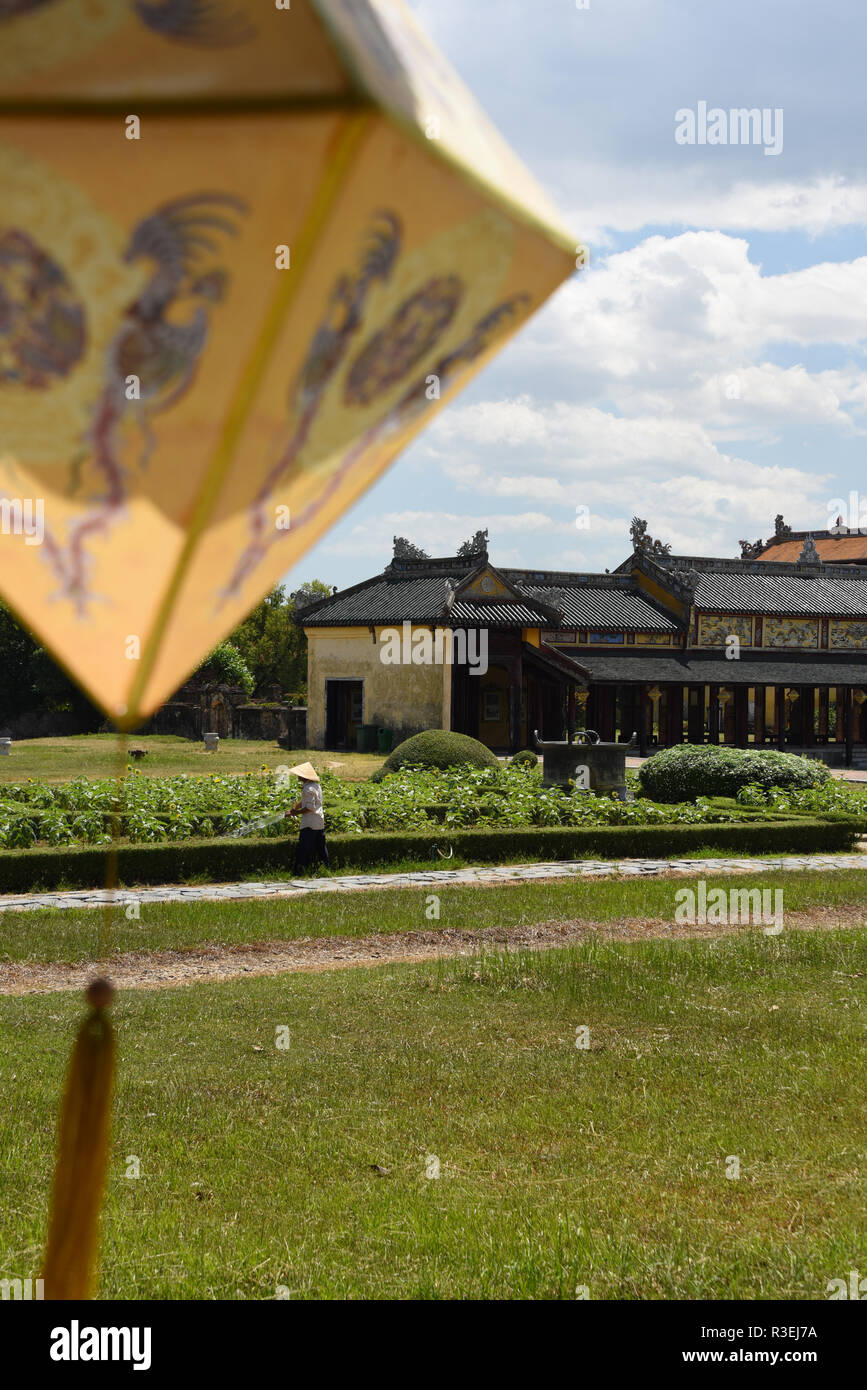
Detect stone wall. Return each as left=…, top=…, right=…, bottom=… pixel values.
left=142, top=686, right=305, bottom=743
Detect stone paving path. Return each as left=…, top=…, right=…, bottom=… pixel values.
left=1, top=853, right=865, bottom=915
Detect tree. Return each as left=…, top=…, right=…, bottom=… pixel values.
left=229, top=580, right=331, bottom=700
left=196, top=641, right=255, bottom=696
left=290, top=579, right=332, bottom=611
left=0, top=603, right=102, bottom=730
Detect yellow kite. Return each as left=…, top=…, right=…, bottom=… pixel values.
left=0, top=0, right=581, bottom=726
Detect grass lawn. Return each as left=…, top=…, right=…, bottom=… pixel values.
left=0, top=735, right=383, bottom=784
left=0, top=927, right=863, bottom=1299
left=4, top=868, right=867, bottom=964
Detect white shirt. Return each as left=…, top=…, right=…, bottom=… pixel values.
left=299, top=781, right=324, bottom=830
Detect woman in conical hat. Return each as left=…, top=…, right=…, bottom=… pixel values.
left=284, top=762, right=329, bottom=873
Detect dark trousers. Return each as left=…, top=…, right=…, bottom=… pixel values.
left=295, top=827, right=329, bottom=873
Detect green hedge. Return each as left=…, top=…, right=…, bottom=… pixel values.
left=0, top=819, right=859, bottom=893
left=639, top=744, right=830, bottom=802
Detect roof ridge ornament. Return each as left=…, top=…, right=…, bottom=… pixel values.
left=629, top=516, right=672, bottom=559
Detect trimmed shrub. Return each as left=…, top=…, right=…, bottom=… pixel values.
left=371, top=729, right=499, bottom=781
left=0, top=818, right=858, bottom=893
left=510, top=749, right=540, bottom=769
left=638, top=744, right=831, bottom=803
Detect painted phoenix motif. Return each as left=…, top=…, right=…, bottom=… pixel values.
left=221, top=209, right=528, bottom=603
left=30, top=193, right=247, bottom=612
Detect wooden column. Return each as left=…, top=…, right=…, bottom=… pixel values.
left=598, top=687, right=615, bottom=742
left=854, top=690, right=867, bottom=749
left=534, top=679, right=543, bottom=742
left=817, top=687, right=828, bottom=743
left=708, top=686, right=720, bottom=744
left=834, top=687, right=845, bottom=744
left=775, top=686, right=785, bottom=751
left=668, top=684, right=683, bottom=746
left=567, top=684, right=576, bottom=742
left=802, top=687, right=815, bottom=746
left=508, top=653, right=522, bottom=753
left=845, top=687, right=854, bottom=767
left=688, top=685, right=705, bottom=745
left=638, top=684, right=648, bottom=756
left=720, top=689, right=735, bottom=744
left=647, top=685, right=662, bottom=748
left=754, top=685, right=765, bottom=744
left=734, top=687, right=749, bottom=746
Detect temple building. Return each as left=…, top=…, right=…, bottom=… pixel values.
left=298, top=521, right=867, bottom=765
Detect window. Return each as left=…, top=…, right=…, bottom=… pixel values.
left=482, top=688, right=501, bottom=722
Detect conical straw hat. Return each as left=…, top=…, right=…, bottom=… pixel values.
left=287, top=761, right=320, bottom=782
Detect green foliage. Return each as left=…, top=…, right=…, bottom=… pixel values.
left=736, top=778, right=867, bottom=820
left=197, top=641, right=255, bottom=697
left=370, top=729, right=500, bottom=780
left=510, top=749, right=539, bottom=768
left=2, top=759, right=863, bottom=853
left=225, top=579, right=331, bottom=700
left=638, top=744, right=831, bottom=802
left=0, top=603, right=102, bottom=729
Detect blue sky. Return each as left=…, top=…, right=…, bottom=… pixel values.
left=287, top=0, right=867, bottom=591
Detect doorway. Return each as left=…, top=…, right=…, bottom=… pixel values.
left=325, top=679, right=363, bottom=748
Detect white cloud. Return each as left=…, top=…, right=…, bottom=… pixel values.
left=561, top=170, right=867, bottom=245
left=548, top=232, right=867, bottom=376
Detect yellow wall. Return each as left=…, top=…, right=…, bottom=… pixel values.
left=305, top=625, right=451, bottom=747
left=634, top=569, right=688, bottom=620
left=460, top=568, right=511, bottom=599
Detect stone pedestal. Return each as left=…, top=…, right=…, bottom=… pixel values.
left=534, top=729, right=635, bottom=799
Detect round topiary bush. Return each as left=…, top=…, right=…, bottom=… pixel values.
left=510, top=749, right=540, bottom=769
left=638, top=744, right=830, bottom=803
left=370, top=729, right=499, bottom=781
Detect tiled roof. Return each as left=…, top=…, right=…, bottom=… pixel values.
left=448, top=598, right=553, bottom=626
left=581, top=651, right=867, bottom=685
left=299, top=549, right=867, bottom=629
left=522, top=584, right=680, bottom=631
left=299, top=571, right=463, bottom=626
left=759, top=536, right=867, bottom=563
left=693, top=571, right=867, bottom=616
left=526, top=641, right=590, bottom=681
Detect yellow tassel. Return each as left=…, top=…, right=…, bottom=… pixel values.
left=42, top=978, right=116, bottom=1300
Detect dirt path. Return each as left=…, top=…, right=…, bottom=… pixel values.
left=2, top=906, right=863, bottom=996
